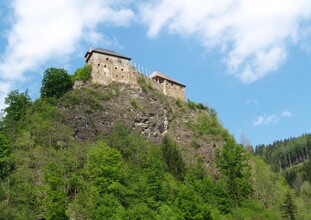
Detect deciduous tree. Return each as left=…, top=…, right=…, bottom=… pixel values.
left=216, top=138, right=252, bottom=207
left=40, top=68, right=72, bottom=99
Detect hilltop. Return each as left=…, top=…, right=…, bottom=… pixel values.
left=0, top=66, right=310, bottom=219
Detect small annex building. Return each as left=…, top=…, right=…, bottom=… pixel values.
left=84, top=48, right=186, bottom=101
left=150, top=71, right=186, bottom=101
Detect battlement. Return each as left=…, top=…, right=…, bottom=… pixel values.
left=85, top=48, right=186, bottom=101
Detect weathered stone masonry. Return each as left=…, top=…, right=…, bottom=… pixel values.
left=84, top=48, right=186, bottom=101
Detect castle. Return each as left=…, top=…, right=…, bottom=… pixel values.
left=84, top=48, right=186, bottom=101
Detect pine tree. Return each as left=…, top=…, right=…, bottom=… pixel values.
left=281, top=191, right=297, bottom=220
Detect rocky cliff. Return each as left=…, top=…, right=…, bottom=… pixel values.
left=58, top=81, right=229, bottom=167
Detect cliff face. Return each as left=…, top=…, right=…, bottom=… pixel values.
left=58, top=82, right=228, bottom=167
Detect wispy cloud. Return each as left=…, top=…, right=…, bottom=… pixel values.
left=0, top=0, right=134, bottom=82
left=246, top=99, right=259, bottom=107
left=281, top=110, right=292, bottom=117
left=253, top=114, right=279, bottom=126
left=140, top=0, right=311, bottom=83
left=253, top=110, right=292, bottom=126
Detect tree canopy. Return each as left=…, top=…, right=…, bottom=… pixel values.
left=40, top=68, right=73, bottom=99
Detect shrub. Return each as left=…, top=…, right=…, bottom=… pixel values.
left=176, top=98, right=184, bottom=108
left=187, top=99, right=209, bottom=111
left=138, top=76, right=153, bottom=91
left=130, top=98, right=138, bottom=109
left=187, top=99, right=197, bottom=110
left=72, top=64, right=92, bottom=82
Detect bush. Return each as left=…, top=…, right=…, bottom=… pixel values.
left=187, top=99, right=209, bottom=111
left=176, top=98, right=184, bottom=108
left=72, top=64, right=92, bottom=82
left=130, top=98, right=138, bottom=109
left=187, top=99, right=197, bottom=110
left=138, top=76, right=153, bottom=91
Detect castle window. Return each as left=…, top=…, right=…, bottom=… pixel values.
left=121, top=68, right=123, bottom=71
left=106, top=58, right=109, bottom=61
left=118, top=59, right=122, bottom=64
left=104, top=65, right=107, bottom=67
left=98, top=63, right=100, bottom=66
left=115, top=67, right=117, bottom=70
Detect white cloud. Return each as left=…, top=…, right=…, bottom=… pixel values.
left=253, top=110, right=292, bottom=126
left=0, top=0, right=134, bottom=82
left=281, top=110, right=292, bottom=117
left=140, top=0, right=311, bottom=83
left=0, top=81, right=12, bottom=111
left=253, top=114, right=279, bottom=126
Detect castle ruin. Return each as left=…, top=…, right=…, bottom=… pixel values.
left=85, top=48, right=186, bottom=101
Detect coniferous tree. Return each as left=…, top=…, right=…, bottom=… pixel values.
left=161, top=135, right=186, bottom=181
left=281, top=191, right=297, bottom=220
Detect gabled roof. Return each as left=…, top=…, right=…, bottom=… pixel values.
left=150, top=71, right=186, bottom=87
left=85, top=48, right=131, bottom=62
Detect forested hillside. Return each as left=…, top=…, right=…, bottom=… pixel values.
left=255, top=134, right=311, bottom=171
left=0, top=66, right=309, bottom=219
left=255, top=134, right=311, bottom=220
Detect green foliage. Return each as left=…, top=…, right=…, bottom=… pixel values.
left=176, top=185, right=212, bottom=219
left=189, top=111, right=232, bottom=142
left=126, top=202, right=155, bottom=220
left=216, top=139, right=252, bottom=206
left=161, top=135, right=186, bottom=181
left=3, top=89, right=32, bottom=131
left=138, top=75, right=153, bottom=91
left=87, top=190, right=125, bottom=220
left=0, top=133, right=12, bottom=178
left=251, top=156, right=288, bottom=209
left=176, top=98, right=184, bottom=108
left=43, top=162, right=69, bottom=219
left=72, top=64, right=92, bottom=82
left=130, top=97, right=138, bottom=109
left=86, top=141, right=122, bottom=193
left=281, top=191, right=297, bottom=220
left=40, top=67, right=73, bottom=99
left=232, top=200, right=282, bottom=220
left=1, top=81, right=309, bottom=219
left=187, top=99, right=209, bottom=111
left=255, top=133, right=311, bottom=171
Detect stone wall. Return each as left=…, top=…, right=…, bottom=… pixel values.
left=87, top=52, right=140, bottom=86
left=153, top=80, right=186, bottom=102
left=87, top=52, right=186, bottom=101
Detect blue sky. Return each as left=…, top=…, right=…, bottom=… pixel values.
left=1, top=0, right=311, bottom=146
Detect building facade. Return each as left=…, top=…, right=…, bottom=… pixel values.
left=85, top=48, right=186, bottom=101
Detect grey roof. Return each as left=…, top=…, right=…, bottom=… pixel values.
left=85, top=48, right=131, bottom=61
left=150, top=71, right=186, bottom=87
